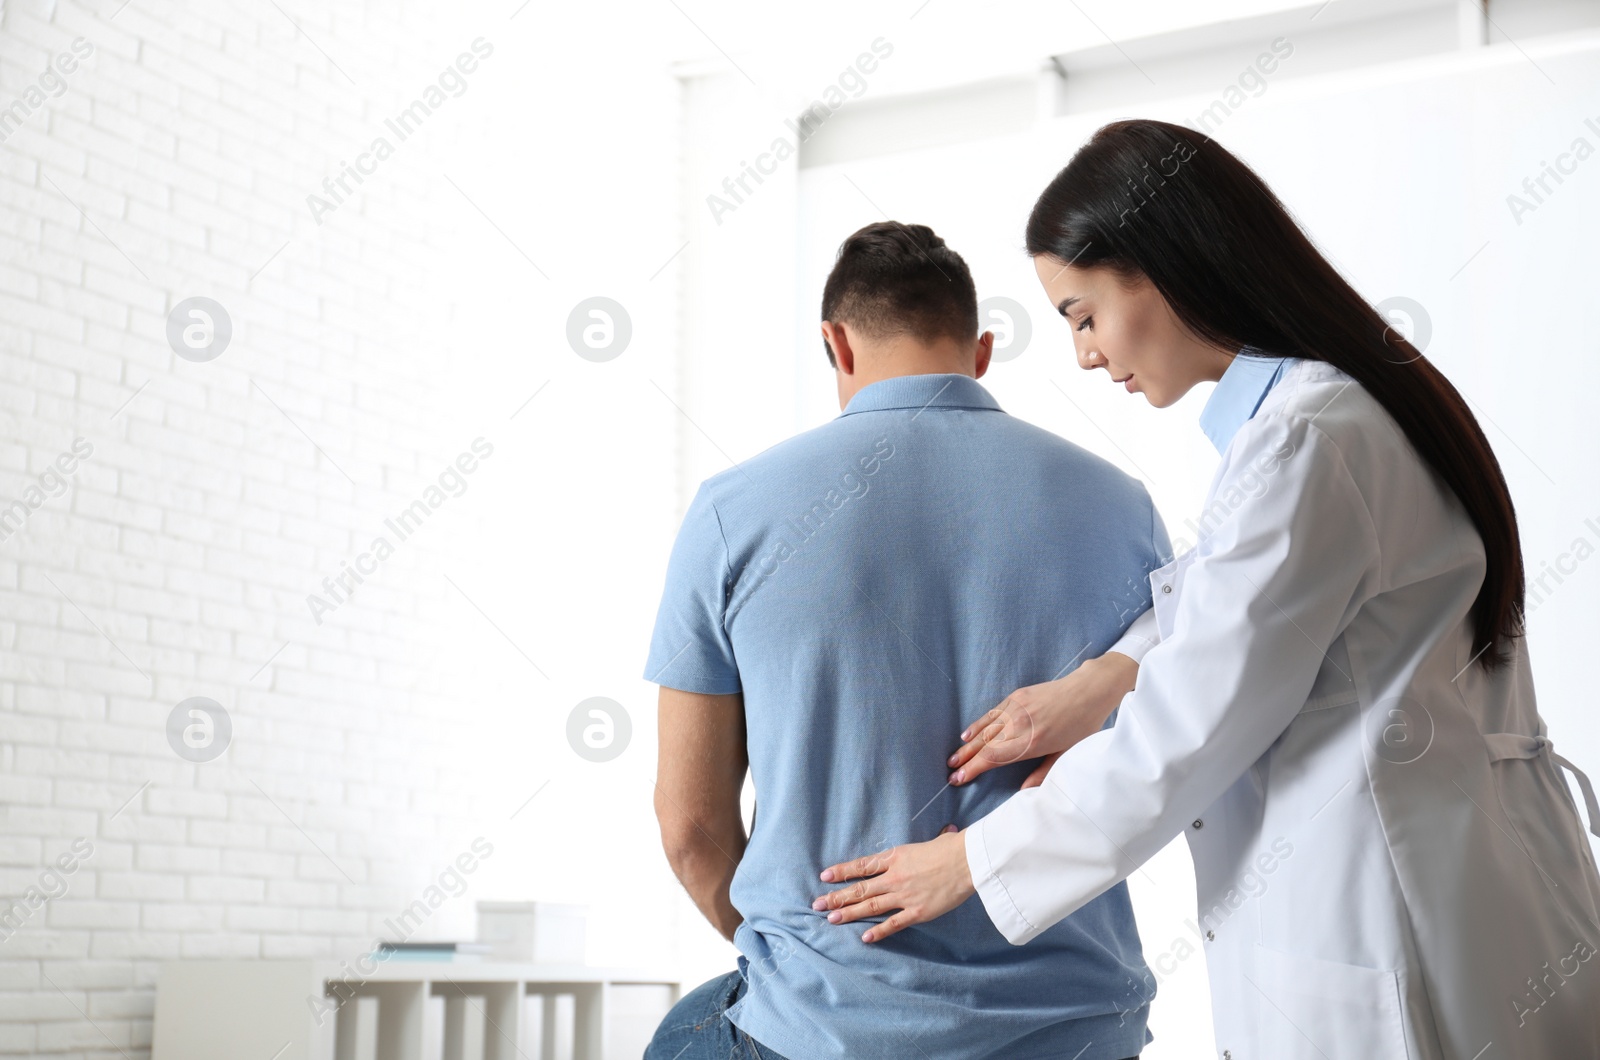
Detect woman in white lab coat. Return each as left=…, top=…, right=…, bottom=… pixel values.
left=813, top=119, right=1600, bottom=1058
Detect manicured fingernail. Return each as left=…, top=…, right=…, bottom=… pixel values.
left=820, top=869, right=834, bottom=882
left=861, top=930, right=874, bottom=943
left=811, top=898, right=826, bottom=910
left=828, top=911, right=841, bottom=923
left=947, top=753, right=958, bottom=766
left=951, top=770, right=964, bottom=784
left=960, top=729, right=970, bottom=740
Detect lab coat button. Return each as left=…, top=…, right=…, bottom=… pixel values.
left=1161, top=584, right=1172, bottom=594
left=1206, top=930, right=1215, bottom=941
left=1223, top=1052, right=1232, bottom=1060
left=1192, top=818, right=1203, bottom=829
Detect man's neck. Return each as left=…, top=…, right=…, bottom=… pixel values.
left=838, top=340, right=976, bottom=408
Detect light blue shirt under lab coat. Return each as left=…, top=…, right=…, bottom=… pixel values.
left=1199, top=348, right=1293, bottom=453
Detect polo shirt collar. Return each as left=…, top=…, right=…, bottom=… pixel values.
left=840, top=373, right=1002, bottom=417
left=1198, top=349, right=1290, bottom=453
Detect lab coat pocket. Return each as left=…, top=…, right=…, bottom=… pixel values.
left=1253, top=944, right=1408, bottom=1059
left=1150, top=549, right=1194, bottom=641
left=1299, top=635, right=1358, bottom=714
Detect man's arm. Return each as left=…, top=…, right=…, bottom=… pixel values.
left=654, top=685, right=749, bottom=942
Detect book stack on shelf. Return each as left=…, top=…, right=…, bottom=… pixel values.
left=370, top=940, right=495, bottom=962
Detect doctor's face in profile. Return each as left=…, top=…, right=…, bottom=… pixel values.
left=1033, top=255, right=1233, bottom=407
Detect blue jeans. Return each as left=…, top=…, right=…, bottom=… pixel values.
left=644, top=960, right=790, bottom=1060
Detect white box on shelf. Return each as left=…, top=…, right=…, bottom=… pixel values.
left=476, top=901, right=588, bottom=964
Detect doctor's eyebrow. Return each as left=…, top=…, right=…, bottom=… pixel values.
left=1056, top=296, right=1080, bottom=317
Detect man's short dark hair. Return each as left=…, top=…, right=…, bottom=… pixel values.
left=820, top=221, right=978, bottom=366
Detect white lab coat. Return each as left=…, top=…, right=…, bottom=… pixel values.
left=965, top=359, right=1600, bottom=1059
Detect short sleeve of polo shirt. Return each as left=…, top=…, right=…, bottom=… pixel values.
left=642, top=482, right=741, bottom=694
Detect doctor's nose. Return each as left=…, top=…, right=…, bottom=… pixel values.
left=1078, top=346, right=1107, bottom=372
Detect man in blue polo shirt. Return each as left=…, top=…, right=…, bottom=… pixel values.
left=644, top=221, right=1170, bottom=1060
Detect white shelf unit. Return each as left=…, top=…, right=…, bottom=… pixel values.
left=151, top=959, right=681, bottom=1060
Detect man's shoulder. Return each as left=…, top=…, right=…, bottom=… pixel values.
left=696, top=406, right=1151, bottom=517
left=970, top=414, right=1155, bottom=512
left=993, top=413, right=1132, bottom=468
left=695, top=417, right=857, bottom=501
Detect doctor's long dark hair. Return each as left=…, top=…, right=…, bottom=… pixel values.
left=1027, top=119, right=1523, bottom=669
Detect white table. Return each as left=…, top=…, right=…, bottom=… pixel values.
left=151, top=959, right=681, bottom=1060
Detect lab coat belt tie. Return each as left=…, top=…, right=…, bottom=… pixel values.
left=1485, top=732, right=1600, bottom=839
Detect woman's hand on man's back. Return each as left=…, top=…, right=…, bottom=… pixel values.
left=947, top=652, right=1140, bottom=788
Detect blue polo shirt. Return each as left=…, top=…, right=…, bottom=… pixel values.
left=645, top=373, right=1171, bottom=1060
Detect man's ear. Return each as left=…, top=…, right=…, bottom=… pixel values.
left=821, top=321, right=855, bottom=375
left=974, top=330, right=995, bottom=379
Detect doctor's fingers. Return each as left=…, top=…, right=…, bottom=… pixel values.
left=959, top=693, right=1032, bottom=745
left=861, top=911, right=920, bottom=943
left=824, top=886, right=925, bottom=937
left=816, top=880, right=896, bottom=922
left=818, top=847, right=897, bottom=884
left=951, top=719, right=1034, bottom=784
left=949, top=713, right=1008, bottom=769
left=959, top=704, right=1008, bottom=744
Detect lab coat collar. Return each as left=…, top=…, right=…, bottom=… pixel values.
left=1199, top=349, right=1291, bottom=453
left=840, top=372, right=1002, bottom=417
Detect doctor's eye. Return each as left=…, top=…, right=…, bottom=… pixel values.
left=1076, top=316, right=1094, bottom=333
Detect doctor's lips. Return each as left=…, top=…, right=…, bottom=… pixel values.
left=1114, top=373, right=1137, bottom=392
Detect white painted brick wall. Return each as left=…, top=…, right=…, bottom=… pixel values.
left=0, top=0, right=695, bottom=1054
